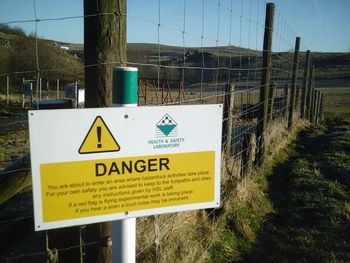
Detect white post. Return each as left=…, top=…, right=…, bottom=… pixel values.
left=46, top=79, right=49, bottom=99
left=30, top=83, right=33, bottom=107
left=22, top=77, right=25, bottom=108
left=56, top=79, right=60, bottom=99
left=112, top=67, right=138, bottom=263
left=39, top=78, right=42, bottom=100
left=75, top=81, right=78, bottom=108
left=113, top=220, right=136, bottom=263
left=6, top=76, right=10, bottom=105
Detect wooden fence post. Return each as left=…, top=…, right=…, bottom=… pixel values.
left=222, top=83, right=235, bottom=154
left=84, top=0, right=126, bottom=107
left=300, top=50, right=310, bottom=118
left=256, top=2, right=274, bottom=165
left=288, top=37, right=300, bottom=128
left=268, top=82, right=276, bottom=121
left=84, top=0, right=126, bottom=262
left=320, top=94, right=325, bottom=121
left=284, top=84, right=289, bottom=120
left=310, top=87, right=315, bottom=123
left=312, top=89, right=318, bottom=124
left=306, top=64, right=314, bottom=120
left=316, top=90, right=322, bottom=124
left=241, top=132, right=254, bottom=177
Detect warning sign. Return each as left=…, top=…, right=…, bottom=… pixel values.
left=41, top=151, right=214, bottom=222
left=28, top=105, right=222, bottom=230
left=79, top=116, right=120, bottom=154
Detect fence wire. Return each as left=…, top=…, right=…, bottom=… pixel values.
left=0, top=0, right=324, bottom=262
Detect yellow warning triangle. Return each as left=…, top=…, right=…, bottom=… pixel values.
left=79, top=116, right=120, bottom=154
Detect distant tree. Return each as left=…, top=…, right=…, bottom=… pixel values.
left=0, top=23, right=26, bottom=36
left=0, top=29, right=83, bottom=88
left=27, top=31, right=37, bottom=39
left=0, top=46, right=10, bottom=74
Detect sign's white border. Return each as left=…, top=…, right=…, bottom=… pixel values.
left=29, top=104, right=223, bottom=230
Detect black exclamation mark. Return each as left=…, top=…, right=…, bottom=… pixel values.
left=97, top=126, right=102, bottom=148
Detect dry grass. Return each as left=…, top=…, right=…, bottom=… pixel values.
left=0, top=93, right=311, bottom=262
left=136, top=211, right=213, bottom=263
left=135, top=154, right=238, bottom=263
left=0, top=97, right=29, bottom=170
left=265, top=115, right=310, bottom=163
left=135, top=111, right=310, bottom=263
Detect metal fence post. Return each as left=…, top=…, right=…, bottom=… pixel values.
left=57, top=79, right=60, bottom=99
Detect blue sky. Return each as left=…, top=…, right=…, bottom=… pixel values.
left=0, top=0, right=349, bottom=52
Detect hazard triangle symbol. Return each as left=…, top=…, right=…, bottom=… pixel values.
left=79, top=116, right=120, bottom=154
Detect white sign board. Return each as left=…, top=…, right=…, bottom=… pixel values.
left=29, top=104, right=222, bottom=230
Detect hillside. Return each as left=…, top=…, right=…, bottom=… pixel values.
left=311, top=52, right=350, bottom=86
left=94, top=43, right=350, bottom=85
left=0, top=31, right=83, bottom=90
left=1, top=25, right=349, bottom=91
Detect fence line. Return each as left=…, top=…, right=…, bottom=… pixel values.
left=0, top=0, right=326, bottom=262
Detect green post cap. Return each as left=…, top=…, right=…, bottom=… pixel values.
left=112, top=67, right=138, bottom=106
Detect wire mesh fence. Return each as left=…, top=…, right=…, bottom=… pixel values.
left=0, top=0, right=325, bottom=262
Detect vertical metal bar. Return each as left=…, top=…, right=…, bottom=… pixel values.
left=57, top=79, right=60, bottom=99
left=112, top=67, right=138, bottom=263
left=75, top=81, right=78, bottom=108
left=39, top=78, right=42, bottom=100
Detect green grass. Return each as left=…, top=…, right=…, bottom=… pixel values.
left=241, top=117, right=350, bottom=262
left=208, top=115, right=350, bottom=263
left=318, top=87, right=350, bottom=118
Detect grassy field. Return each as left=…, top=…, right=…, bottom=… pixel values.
left=0, top=96, right=29, bottom=171
left=207, top=87, right=350, bottom=262
left=241, top=118, right=350, bottom=262
left=208, top=119, right=350, bottom=263
left=0, top=86, right=349, bottom=262
left=318, top=87, right=350, bottom=118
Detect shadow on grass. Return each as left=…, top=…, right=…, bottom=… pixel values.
left=242, top=119, right=350, bottom=263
